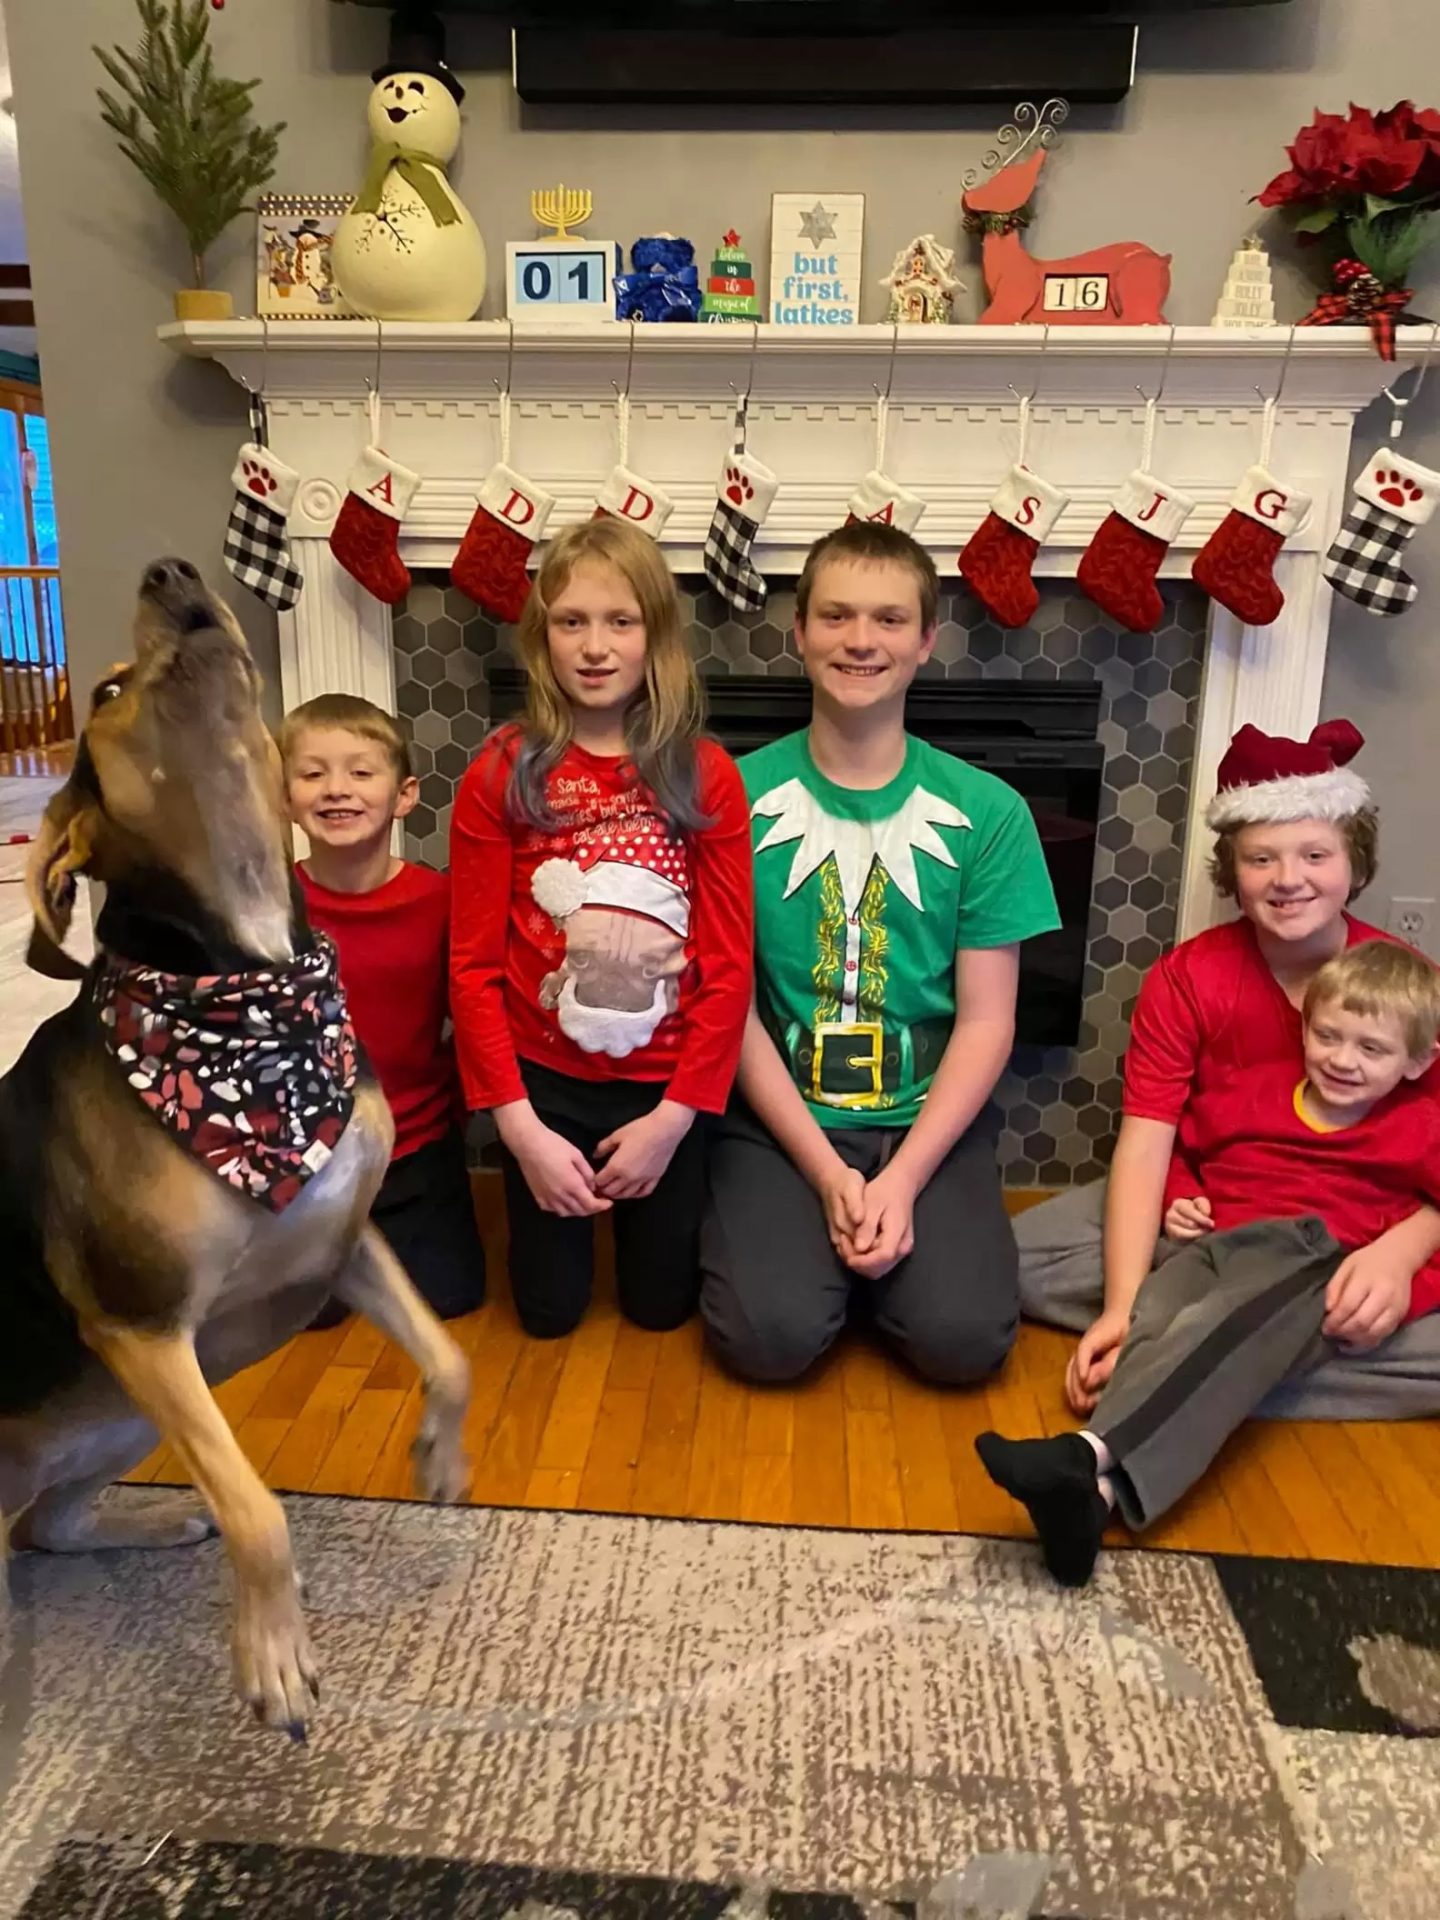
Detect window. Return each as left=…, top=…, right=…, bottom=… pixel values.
left=0, top=379, right=69, bottom=751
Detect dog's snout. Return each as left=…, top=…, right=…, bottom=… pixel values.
left=140, top=557, right=217, bottom=635
left=142, top=558, right=201, bottom=598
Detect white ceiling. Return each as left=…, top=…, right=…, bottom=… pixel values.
left=0, top=3, right=31, bottom=266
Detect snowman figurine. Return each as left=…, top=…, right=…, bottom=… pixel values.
left=331, top=10, right=487, bottom=322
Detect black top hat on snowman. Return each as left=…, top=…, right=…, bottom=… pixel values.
left=372, top=5, right=465, bottom=107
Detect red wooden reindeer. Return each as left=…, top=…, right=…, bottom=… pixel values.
left=962, top=100, right=1171, bottom=326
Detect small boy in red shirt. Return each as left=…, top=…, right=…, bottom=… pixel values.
left=282, top=693, right=484, bottom=1322
left=978, top=938, right=1440, bottom=1586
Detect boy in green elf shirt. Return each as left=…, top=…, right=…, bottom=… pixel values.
left=699, top=522, right=1060, bottom=1383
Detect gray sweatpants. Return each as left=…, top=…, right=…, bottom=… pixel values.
left=701, top=1102, right=1018, bottom=1386
left=1091, top=1217, right=1339, bottom=1528
left=1015, top=1179, right=1440, bottom=1421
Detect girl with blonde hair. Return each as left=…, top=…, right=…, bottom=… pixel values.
left=450, top=517, right=753, bottom=1337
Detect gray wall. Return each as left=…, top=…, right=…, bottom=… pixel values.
left=5, top=0, right=1438, bottom=903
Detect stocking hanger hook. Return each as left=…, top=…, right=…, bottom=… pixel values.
left=1380, top=318, right=1440, bottom=439
left=1253, top=322, right=1298, bottom=409
left=1135, top=322, right=1177, bottom=407
left=1007, top=322, right=1049, bottom=410
left=874, top=321, right=900, bottom=404
left=492, top=317, right=515, bottom=399
left=612, top=315, right=638, bottom=402
left=239, top=314, right=270, bottom=397
left=729, top=321, right=761, bottom=405
left=363, top=317, right=385, bottom=399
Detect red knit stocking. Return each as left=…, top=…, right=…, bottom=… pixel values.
left=1077, top=471, right=1196, bottom=634
left=959, top=466, right=1070, bottom=630
left=1191, top=464, right=1312, bottom=628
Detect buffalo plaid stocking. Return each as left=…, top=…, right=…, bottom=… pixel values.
left=1323, top=447, right=1438, bottom=617
left=223, top=394, right=302, bottom=612
left=703, top=397, right=778, bottom=614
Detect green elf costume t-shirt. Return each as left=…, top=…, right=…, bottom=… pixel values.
left=741, top=730, right=1060, bottom=1130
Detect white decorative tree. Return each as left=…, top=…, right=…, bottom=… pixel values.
left=1212, top=235, right=1277, bottom=328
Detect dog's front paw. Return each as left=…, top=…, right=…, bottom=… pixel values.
left=233, top=1580, right=320, bottom=1741
left=411, top=1342, right=470, bottom=1504
left=411, top=1417, right=467, bottom=1504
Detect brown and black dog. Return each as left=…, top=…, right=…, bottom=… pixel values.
left=1, top=558, right=470, bottom=1738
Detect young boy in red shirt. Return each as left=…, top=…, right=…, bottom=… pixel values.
left=979, top=938, right=1440, bottom=1585
left=282, top=693, right=484, bottom=1322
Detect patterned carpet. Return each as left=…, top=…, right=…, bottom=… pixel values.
left=2, top=1493, right=1438, bottom=1919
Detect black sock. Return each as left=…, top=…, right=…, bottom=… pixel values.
left=975, top=1431, right=1110, bottom=1588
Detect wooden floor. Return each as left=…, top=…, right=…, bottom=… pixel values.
left=15, top=747, right=1437, bottom=1566
left=126, top=1182, right=1440, bottom=1568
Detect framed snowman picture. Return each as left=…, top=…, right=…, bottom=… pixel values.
left=256, top=194, right=359, bottom=321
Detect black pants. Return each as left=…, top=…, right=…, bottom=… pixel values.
left=700, top=1100, right=1018, bottom=1386
left=372, top=1125, right=487, bottom=1321
left=500, top=1061, right=707, bottom=1339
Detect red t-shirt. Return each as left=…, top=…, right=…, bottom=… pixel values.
left=298, top=861, right=458, bottom=1160
left=449, top=729, right=753, bottom=1114
left=1184, top=1060, right=1440, bottom=1321
left=1121, top=914, right=1425, bottom=1130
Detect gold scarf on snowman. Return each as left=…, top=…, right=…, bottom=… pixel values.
left=352, top=143, right=460, bottom=228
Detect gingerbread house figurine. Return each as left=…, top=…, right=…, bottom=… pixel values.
left=880, top=233, right=963, bottom=325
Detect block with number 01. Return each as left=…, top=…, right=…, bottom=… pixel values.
left=506, top=238, right=622, bottom=323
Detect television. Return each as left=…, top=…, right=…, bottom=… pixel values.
left=335, top=2, right=1293, bottom=104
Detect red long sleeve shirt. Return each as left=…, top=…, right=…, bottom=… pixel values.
left=297, top=861, right=459, bottom=1160
left=449, top=730, right=753, bottom=1114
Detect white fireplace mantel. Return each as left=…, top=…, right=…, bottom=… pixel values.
left=164, top=318, right=1424, bottom=940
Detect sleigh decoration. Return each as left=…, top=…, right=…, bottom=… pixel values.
left=962, top=99, right=1171, bottom=326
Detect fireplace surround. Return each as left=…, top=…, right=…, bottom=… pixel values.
left=163, top=318, right=1414, bottom=1178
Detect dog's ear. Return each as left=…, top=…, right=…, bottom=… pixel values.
left=26, top=743, right=100, bottom=980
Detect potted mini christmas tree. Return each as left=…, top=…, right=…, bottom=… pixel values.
left=95, top=0, right=284, bottom=320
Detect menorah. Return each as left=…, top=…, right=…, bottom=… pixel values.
left=532, top=184, right=593, bottom=241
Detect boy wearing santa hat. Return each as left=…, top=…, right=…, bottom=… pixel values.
left=1017, top=718, right=1440, bottom=1421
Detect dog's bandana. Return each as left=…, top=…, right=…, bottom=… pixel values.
left=93, top=939, right=359, bottom=1213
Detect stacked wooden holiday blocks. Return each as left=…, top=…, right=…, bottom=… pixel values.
left=701, top=230, right=763, bottom=324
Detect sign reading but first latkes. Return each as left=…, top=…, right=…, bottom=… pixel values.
left=769, top=194, right=865, bottom=326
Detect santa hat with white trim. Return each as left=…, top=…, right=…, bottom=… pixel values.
left=531, top=850, right=690, bottom=938
left=1206, top=719, right=1370, bottom=831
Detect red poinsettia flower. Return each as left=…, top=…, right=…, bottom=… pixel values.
left=1257, top=100, right=1440, bottom=206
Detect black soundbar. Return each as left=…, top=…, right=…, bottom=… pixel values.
left=512, top=23, right=1140, bottom=105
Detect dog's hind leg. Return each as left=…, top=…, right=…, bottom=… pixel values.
left=331, top=1225, right=470, bottom=1503
left=83, top=1326, right=317, bottom=1738
left=7, top=1415, right=215, bottom=1553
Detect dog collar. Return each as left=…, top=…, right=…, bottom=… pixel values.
left=93, top=937, right=359, bottom=1214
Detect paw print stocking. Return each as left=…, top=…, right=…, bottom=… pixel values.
left=703, top=397, right=778, bottom=614
left=223, top=395, right=302, bottom=612
left=1323, top=448, right=1439, bottom=617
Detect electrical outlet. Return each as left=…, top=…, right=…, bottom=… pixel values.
left=1387, top=896, right=1436, bottom=951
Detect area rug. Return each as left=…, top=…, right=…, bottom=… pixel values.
left=2, top=1494, right=1438, bottom=1920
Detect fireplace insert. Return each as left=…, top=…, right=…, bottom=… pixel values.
left=487, top=668, right=1103, bottom=1047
